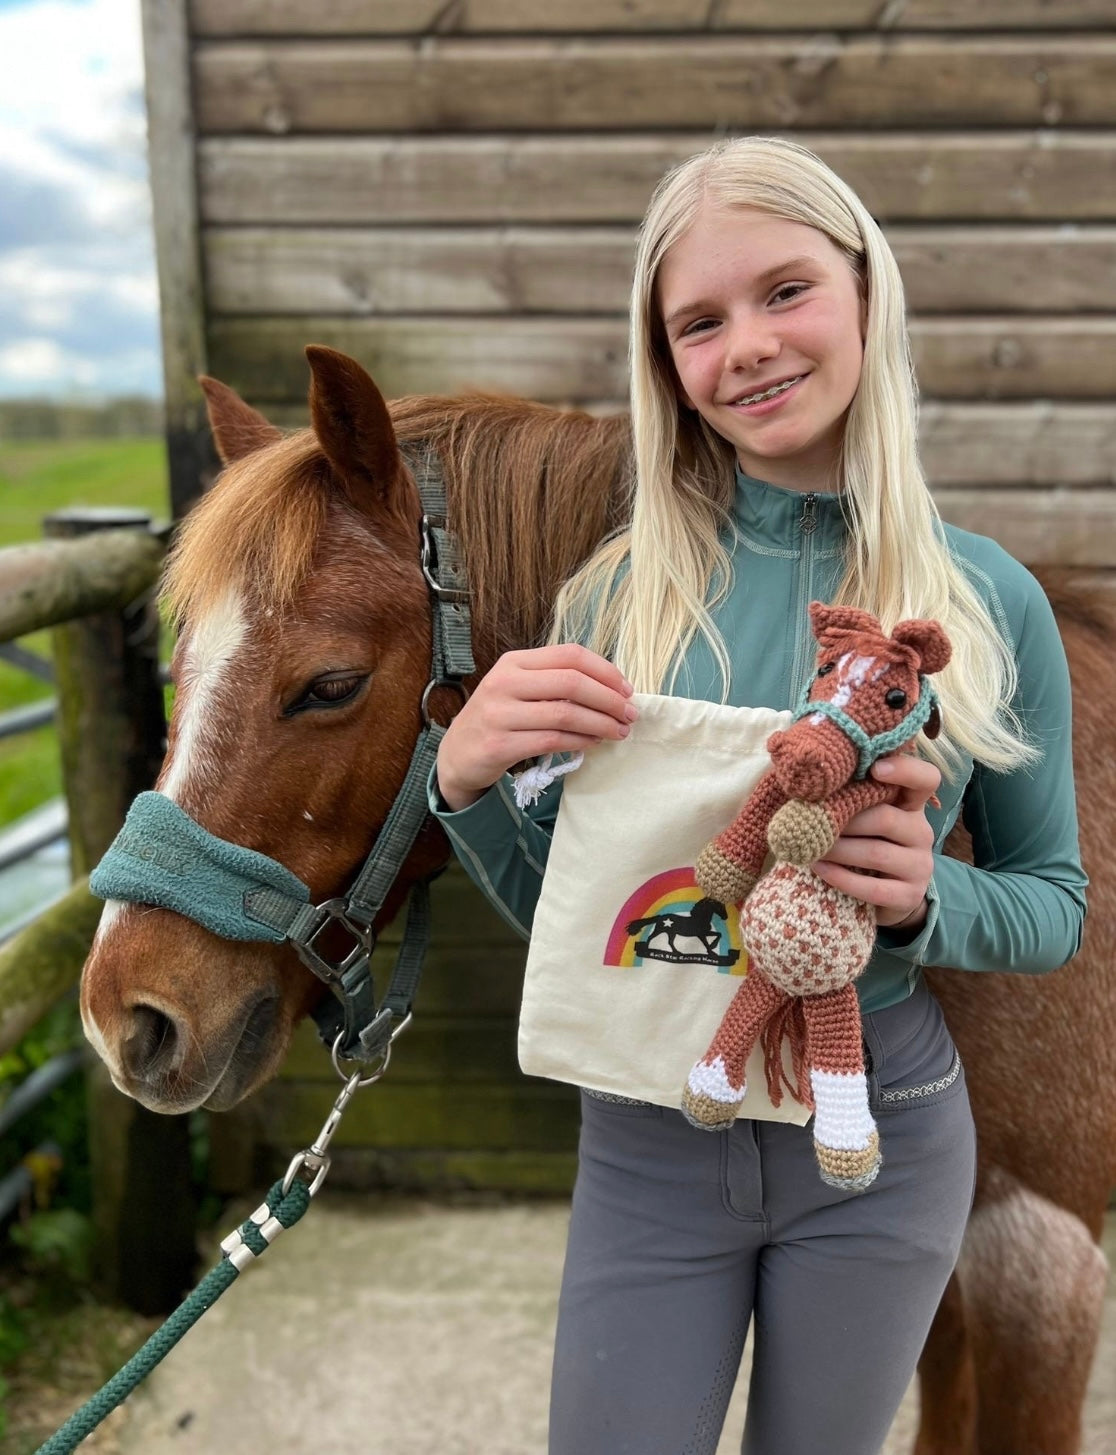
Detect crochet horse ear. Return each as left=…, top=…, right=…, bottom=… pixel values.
left=807, top=602, right=880, bottom=646
left=892, top=619, right=952, bottom=676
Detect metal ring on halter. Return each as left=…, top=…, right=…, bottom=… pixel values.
left=330, top=1010, right=413, bottom=1086
left=421, top=678, right=469, bottom=727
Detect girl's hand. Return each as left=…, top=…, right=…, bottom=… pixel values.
left=810, top=754, right=941, bottom=931
left=435, top=645, right=637, bottom=811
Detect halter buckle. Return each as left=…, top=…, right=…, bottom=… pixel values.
left=292, top=897, right=375, bottom=987
left=420, top=515, right=470, bottom=602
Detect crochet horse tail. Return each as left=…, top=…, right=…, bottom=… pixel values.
left=760, top=997, right=814, bottom=1111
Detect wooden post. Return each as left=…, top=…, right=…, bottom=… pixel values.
left=141, top=0, right=218, bottom=518
left=46, top=508, right=196, bottom=1314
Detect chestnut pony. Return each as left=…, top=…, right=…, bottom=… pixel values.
left=80, top=348, right=1112, bottom=1455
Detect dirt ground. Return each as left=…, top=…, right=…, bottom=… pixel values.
left=51, top=1194, right=1110, bottom=1455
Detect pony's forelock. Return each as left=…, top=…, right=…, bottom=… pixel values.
left=163, top=430, right=329, bottom=627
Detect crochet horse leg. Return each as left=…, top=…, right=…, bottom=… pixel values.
left=681, top=972, right=785, bottom=1131
left=803, top=982, right=881, bottom=1190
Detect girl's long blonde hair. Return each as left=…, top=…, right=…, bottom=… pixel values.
left=553, top=135, right=1036, bottom=778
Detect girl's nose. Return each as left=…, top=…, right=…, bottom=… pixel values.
left=725, top=316, right=780, bottom=373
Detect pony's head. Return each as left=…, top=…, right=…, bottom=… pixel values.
left=80, top=348, right=450, bottom=1113
left=767, top=602, right=951, bottom=801
left=79, top=349, right=631, bottom=1115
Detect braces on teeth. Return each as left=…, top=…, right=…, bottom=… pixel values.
left=737, top=376, right=801, bottom=406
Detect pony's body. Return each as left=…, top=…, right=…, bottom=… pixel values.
left=80, top=351, right=1112, bottom=1455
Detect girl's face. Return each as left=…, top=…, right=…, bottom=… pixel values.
left=656, top=206, right=866, bottom=491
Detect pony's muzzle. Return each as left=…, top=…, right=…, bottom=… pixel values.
left=113, top=990, right=281, bottom=1108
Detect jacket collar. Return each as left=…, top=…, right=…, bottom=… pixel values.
left=732, top=465, right=849, bottom=553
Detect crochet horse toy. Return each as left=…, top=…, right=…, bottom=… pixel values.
left=683, top=602, right=951, bottom=1190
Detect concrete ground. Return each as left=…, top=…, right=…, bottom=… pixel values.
left=105, top=1196, right=1114, bottom=1455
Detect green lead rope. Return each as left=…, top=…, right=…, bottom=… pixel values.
left=35, top=1177, right=313, bottom=1455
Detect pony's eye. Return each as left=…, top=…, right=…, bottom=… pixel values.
left=287, top=675, right=368, bottom=714
left=885, top=688, right=907, bottom=709
left=816, top=662, right=835, bottom=677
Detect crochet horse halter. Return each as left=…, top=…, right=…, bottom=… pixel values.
left=790, top=670, right=940, bottom=780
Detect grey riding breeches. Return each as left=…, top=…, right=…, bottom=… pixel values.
left=548, top=981, right=976, bottom=1455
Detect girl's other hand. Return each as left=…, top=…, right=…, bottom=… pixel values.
left=435, top=644, right=637, bottom=812
left=810, top=754, right=942, bottom=931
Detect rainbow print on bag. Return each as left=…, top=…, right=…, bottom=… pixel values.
left=603, top=867, right=746, bottom=973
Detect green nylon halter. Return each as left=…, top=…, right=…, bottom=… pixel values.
left=791, top=672, right=939, bottom=779
left=90, top=445, right=474, bottom=1064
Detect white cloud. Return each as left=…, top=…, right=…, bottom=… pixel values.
left=0, top=0, right=159, bottom=398
left=0, top=336, right=98, bottom=385
left=0, top=247, right=158, bottom=318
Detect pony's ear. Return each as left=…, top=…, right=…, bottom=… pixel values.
left=807, top=601, right=881, bottom=645
left=305, top=345, right=404, bottom=512
left=892, top=619, right=952, bottom=676
left=198, top=376, right=282, bottom=464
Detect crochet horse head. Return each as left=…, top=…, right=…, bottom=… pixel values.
left=684, top=602, right=951, bottom=1191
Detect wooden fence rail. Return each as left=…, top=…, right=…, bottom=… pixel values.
left=0, top=512, right=166, bottom=1043
left=0, top=510, right=194, bottom=1315
left=0, top=521, right=165, bottom=645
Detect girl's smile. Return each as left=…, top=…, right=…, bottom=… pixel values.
left=657, top=207, right=866, bottom=490
left=724, top=371, right=808, bottom=415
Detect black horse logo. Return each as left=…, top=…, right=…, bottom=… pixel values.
left=625, top=897, right=739, bottom=968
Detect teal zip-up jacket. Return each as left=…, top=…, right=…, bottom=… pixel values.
left=429, top=469, right=1087, bottom=1013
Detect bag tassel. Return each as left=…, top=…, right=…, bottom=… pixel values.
left=511, top=753, right=584, bottom=809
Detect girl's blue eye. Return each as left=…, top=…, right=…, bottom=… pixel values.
left=771, top=284, right=807, bottom=305
left=682, top=318, right=716, bottom=337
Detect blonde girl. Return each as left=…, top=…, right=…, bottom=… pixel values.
left=432, top=137, right=1085, bottom=1454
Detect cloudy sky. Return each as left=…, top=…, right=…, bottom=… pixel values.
left=0, top=0, right=160, bottom=399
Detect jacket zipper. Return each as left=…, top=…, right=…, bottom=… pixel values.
left=789, top=492, right=819, bottom=699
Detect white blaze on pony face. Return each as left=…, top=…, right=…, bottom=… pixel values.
left=91, top=897, right=129, bottom=948
left=808, top=651, right=887, bottom=726
left=82, top=899, right=131, bottom=1075
left=159, top=590, right=249, bottom=807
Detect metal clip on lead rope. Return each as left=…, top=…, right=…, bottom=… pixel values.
left=281, top=1013, right=412, bottom=1200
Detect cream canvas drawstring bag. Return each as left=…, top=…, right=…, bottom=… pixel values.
left=518, top=692, right=811, bottom=1125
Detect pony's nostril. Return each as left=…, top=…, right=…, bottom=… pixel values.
left=122, top=1004, right=179, bottom=1081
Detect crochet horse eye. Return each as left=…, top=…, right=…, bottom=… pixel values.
left=816, top=663, right=835, bottom=677
left=885, top=688, right=907, bottom=709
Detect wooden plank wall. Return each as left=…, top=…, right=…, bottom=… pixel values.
left=186, top=0, right=1116, bottom=565
left=177, top=0, right=1116, bottom=1192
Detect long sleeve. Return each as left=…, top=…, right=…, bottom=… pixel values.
left=875, top=555, right=1087, bottom=978
left=427, top=766, right=561, bottom=940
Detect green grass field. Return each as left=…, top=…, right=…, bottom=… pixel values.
left=0, top=439, right=170, bottom=827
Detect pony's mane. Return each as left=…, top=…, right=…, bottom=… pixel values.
left=164, top=394, right=633, bottom=655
